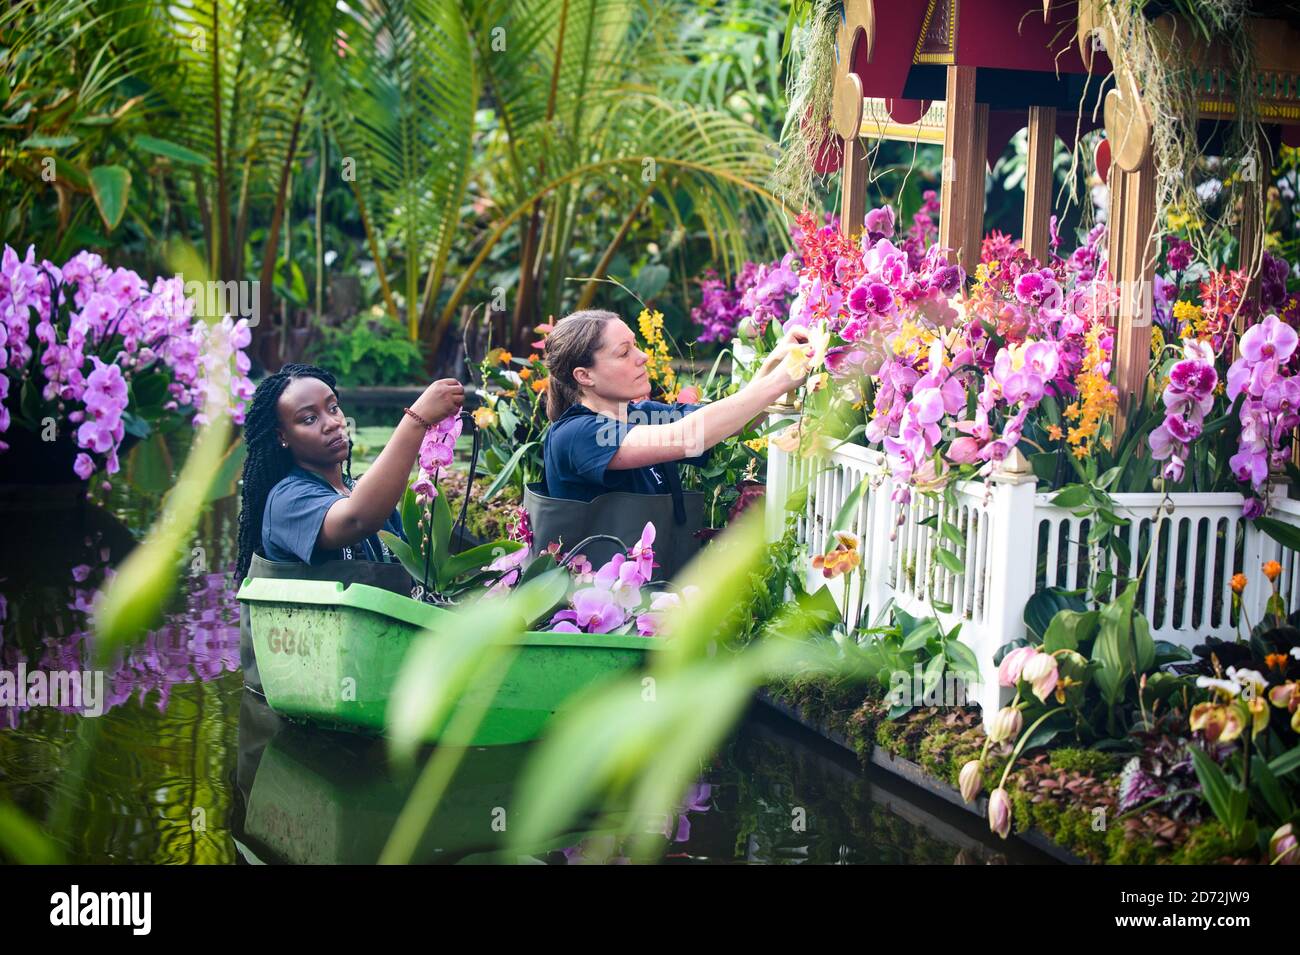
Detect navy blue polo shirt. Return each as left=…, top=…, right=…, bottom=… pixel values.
left=542, top=400, right=712, bottom=502
left=261, top=465, right=406, bottom=565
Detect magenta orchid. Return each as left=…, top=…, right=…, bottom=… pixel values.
left=0, top=245, right=254, bottom=480
left=1149, top=341, right=1219, bottom=482
left=412, top=412, right=463, bottom=503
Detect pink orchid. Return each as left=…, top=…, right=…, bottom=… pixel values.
left=551, top=587, right=625, bottom=634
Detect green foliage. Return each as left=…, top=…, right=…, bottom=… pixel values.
left=1009, top=580, right=1174, bottom=745
left=378, top=487, right=520, bottom=597
left=831, top=607, right=980, bottom=720
left=306, top=312, right=426, bottom=387
left=474, top=351, right=549, bottom=503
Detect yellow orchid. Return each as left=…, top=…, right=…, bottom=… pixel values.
left=1190, top=701, right=1246, bottom=744
left=1269, top=681, right=1300, bottom=733
left=781, top=321, right=829, bottom=380
left=472, top=406, right=498, bottom=430
left=771, top=423, right=803, bottom=453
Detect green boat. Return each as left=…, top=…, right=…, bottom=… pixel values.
left=236, top=574, right=663, bottom=746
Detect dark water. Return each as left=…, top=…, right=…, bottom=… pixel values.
left=0, top=475, right=1050, bottom=865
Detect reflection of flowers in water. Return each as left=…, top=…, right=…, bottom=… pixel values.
left=0, top=568, right=240, bottom=728
left=556, top=783, right=713, bottom=865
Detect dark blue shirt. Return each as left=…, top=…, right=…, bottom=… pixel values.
left=542, top=400, right=712, bottom=502
left=261, top=465, right=405, bottom=565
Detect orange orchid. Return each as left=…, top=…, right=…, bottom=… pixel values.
left=812, top=531, right=861, bottom=579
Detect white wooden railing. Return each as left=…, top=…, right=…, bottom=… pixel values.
left=764, top=412, right=1300, bottom=718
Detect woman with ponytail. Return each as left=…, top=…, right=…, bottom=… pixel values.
left=540, top=310, right=809, bottom=502
left=234, top=363, right=463, bottom=584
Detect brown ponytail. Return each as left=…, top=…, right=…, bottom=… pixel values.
left=543, top=310, right=621, bottom=420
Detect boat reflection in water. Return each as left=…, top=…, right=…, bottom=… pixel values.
left=231, top=689, right=705, bottom=864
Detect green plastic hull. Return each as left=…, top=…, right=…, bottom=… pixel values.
left=237, top=577, right=661, bottom=746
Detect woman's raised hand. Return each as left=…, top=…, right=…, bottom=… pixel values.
left=754, top=326, right=812, bottom=394
left=413, top=378, right=465, bottom=424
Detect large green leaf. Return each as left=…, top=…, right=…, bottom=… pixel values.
left=1042, top=609, right=1099, bottom=653
left=203, top=439, right=247, bottom=503
left=430, top=490, right=453, bottom=581
left=134, top=134, right=211, bottom=167
left=88, top=165, right=131, bottom=231
left=442, top=540, right=523, bottom=583
left=1023, top=587, right=1087, bottom=642
left=1188, top=743, right=1246, bottom=838
left=1092, top=580, right=1139, bottom=706
left=830, top=476, right=869, bottom=533
left=483, top=441, right=537, bottom=501
left=1256, top=516, right=1300, bottom=553
left=127, top=432, right=173, bottom=494
left=378, top=530, right=421, bottom=583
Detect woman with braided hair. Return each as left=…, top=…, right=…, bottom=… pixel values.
left=234, top=363, right=463, bottom=583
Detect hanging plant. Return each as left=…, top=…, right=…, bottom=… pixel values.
left=771, top=0, right=841, bottom=211
left=1079, top=0, right=1265, bottom=264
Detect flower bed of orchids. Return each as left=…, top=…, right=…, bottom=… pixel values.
left=765, top=551, right=1300, bottom=864
left=0, top=245, right=254, bottom=487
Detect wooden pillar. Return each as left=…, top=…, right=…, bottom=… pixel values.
left=940, top=65, right=985, bottom=276
left=1236, top=129, right=1268, bottom=329
left=1023, top=106, right=1058, bottom=263
left=966, top=103, right=990, bottom=273
left=839, top=135, right=870, bottom=241
left=1108, top=149, right=1158, bottom=437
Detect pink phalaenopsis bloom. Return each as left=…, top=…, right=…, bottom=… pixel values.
left=1013, top=268, right=1062, bottom=309
left=636, top=591, right=680, bottom=637
left=0, top=246, right=254, bottom=478
left=627, top=521, right=656, bottom=579
left=481, top=545, right=529, bottom=597
left=550, top=587, right=625, bottom=634
left=1167, top=359, right=1216, bottom=403
left=1150, top=343, right=1219, bottom=483
left=1222, top=314, right=1299, bottom=507
left=594, top=553, right=647, bottom=610
left=1240, top=313, right=1298, bottom=366
left=990, top=341, right=1059, bottom=406
left=863, top=205, right=895, bottom=240
left=635, top=586, right=698, bottom=637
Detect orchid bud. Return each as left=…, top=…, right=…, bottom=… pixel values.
left=958, top=759, right=983, bottom=803
left=1270, top=823, right=1298, bottom=865
left=986, top=705, right=1023, bottom=743
left=988, top=788, right=1012, bottom=839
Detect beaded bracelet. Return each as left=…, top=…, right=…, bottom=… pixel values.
left=402, top=406, right=434, bottom=430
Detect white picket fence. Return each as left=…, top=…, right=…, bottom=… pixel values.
left=763, top=412, right=1300, bottom=718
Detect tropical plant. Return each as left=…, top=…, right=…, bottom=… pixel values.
left=472, top=343, right=550, bottom=503
left=306, top=309, right=426, bottom=387
left=282, top=0, right=792, bottom=356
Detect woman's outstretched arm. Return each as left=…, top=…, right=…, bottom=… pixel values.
left=317, top=378, right=464, bottom=548
left=608, top=329, right=809, bottom=470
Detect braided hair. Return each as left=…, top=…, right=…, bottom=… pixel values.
left=233, top=362, right=352, bottom=583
